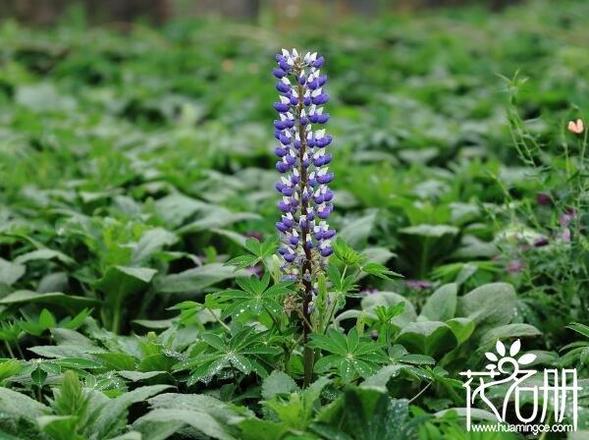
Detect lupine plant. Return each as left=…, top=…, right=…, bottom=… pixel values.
left=3, top=6, right=589, bottom=438
left=273, top=49, right=335, bottom=385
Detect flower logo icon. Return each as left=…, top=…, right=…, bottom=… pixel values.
left=484, top=339, right=536, bottom=371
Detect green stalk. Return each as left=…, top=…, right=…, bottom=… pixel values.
left=112, top=297, right=122, bottom=334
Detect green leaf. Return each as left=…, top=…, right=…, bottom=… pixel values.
left=147, top=392, right=248, bottom=421
left=31, top=366, right=48, bottom=386
left=95, top=385, right=172, bottom=439
left=226, top=238, right=278, bottom=270
left=29, top=344, right=100, bottom=359
left=37, top=415, right=81, bottom=439
left=224, top=255, right=258, bottom=270
left=314, top=387, right=416, bottom=440
left=134, top=409, right=235, bottom=440
left=0, top=359, right=22, bottom=383
left=361, top=291, right=417, bottom=328
left=211, top=228, right=248, bottom=247
left=333, top=238, right=364, bottom=266
left=261, top=371, right=299, bottom=400
left=177, top=208, right=260, bottom=234
left=244, top=238, right=278, bottom=259
left=153, top=193, right=208, bottom=228
left=0, top=258, right=26, bottom=286
left=0, top=290, right=99, bottom=309
left=209, top=275, right=292, bottom=321
left=14, top=249, right=74, bottom=265
left=52, top=358, right=104, bottom=370
left=134, top=392, right=246, bottom=440
left=311, top=329, right=387, bottom=382
left=178, top=327, right=279, bottom=384
left=107, top=432, right=143, bottom=440
left=480, top=324, right=542, bottom=348
left=52, top=370, right=87, bottom=418
left=458, top=282, right=517, bottom=331
left=339, top=211, right=377, bottom=247
left=361, top=365, right=403, bottom=389
left=156, top=263, right=242, bottom=294
left=397, top=321, right=458, bottom=358
left=131, top=228, right=178, bottom=264
left=38, top=309, right=56, bottom=329
left=400, top=224, right=459, bottom=238
left=361, top=262, right=401, bottom=280
left=445, top=318, right=476, bottom=344
left=568, top=323, right=589, bottom=339
left=97, top=266, right=157, bottom=300
left=118, top=371, right=167, bottom=382
left=95, top=352, right=137, bottom=370
left=420, top=283, right=457, bottom=321
left=261, top=377, right=330, bottom=431
left=62, top=308, right=93, bottom=330
left=0, top=387, right=49, bottom=418
left=238, top=419, right=290, bottom=440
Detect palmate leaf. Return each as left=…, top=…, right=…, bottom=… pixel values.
left=208, top=273, right=293, bottom=321
left=360, top=261, right=401, bottom=280
left=331, top=239, right=399, bottom=281
left=311, top=329, right=387, bottom=382
left=225, top=238, right=278, bottom=270
left=177, top=327, right=282, bottom=385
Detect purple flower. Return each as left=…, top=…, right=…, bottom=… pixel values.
left=272, top=68, right=286, bottom=78
left=405, top=280, right=432, bottom=290
left=506, top=260, right=525, bottom=274
left=536, top=192, right=552, bottom=206
left=272, top=49, right=335, bottom=279
left=559, top=208, right=576, bottom=227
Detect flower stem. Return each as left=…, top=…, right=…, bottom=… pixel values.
left=294, top=61, right=315, bottom=387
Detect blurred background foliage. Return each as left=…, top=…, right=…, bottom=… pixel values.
left=1, top=0, right=522, bottom=26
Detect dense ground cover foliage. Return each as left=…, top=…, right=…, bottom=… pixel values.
left=0, top=1, right=589, bottom=438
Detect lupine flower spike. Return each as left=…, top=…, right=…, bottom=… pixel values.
left=273, top=49, right=334, bottom=386
left=273, top=49, right=335, bottom=281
